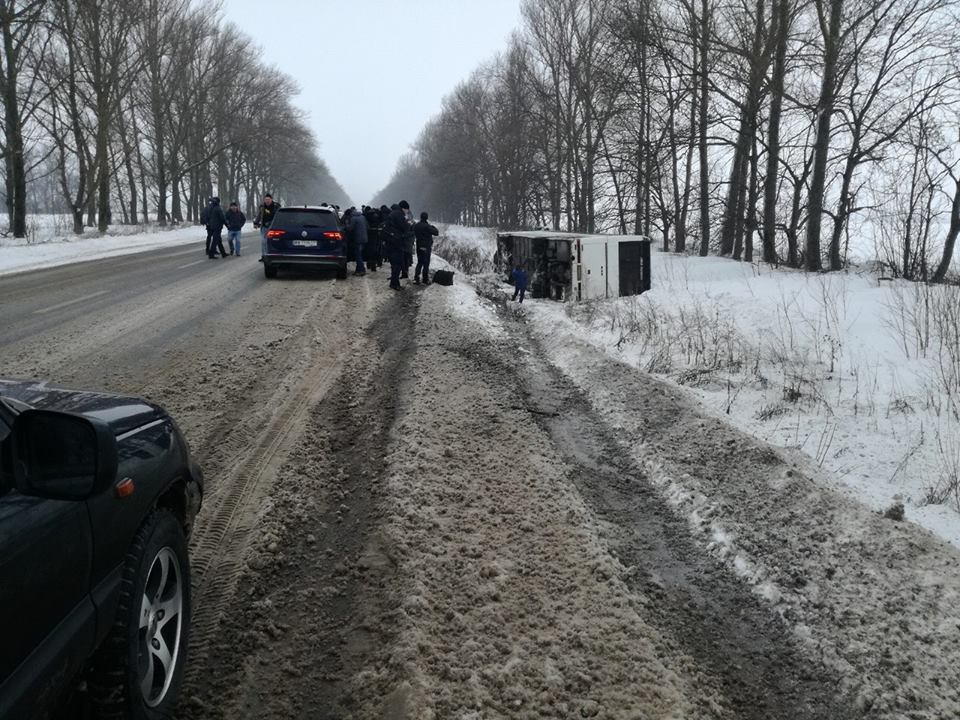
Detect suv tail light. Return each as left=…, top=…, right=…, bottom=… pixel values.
left=323, top=231, right=342, bottom=241
left=266, top=229, right=285, bottom=239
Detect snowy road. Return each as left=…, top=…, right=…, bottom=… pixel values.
left=0, top=243, right=224, bottom=344
left=2, top=251, right=960, bottom=718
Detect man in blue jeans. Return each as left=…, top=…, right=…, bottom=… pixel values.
left=511, top=265, right=528, bottom=303
left=225, top=201, right=246, bottom=256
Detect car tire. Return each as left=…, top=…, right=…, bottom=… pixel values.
left=336, top=264, right=348, bottom=280
left=264, top=263, right=277, bottom=279
left=88, top=510, right=191, bottom=720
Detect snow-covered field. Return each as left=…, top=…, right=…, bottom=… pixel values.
left=434, top=227, right=960, bottom=549
left=0, top=213, right=204, bottom=277
left=541, top=253, right=960, bottom=548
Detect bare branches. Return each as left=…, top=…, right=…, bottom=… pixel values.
left=0, top=0, right=347, bottom=236
left=374, top=0, right=960, bottom=285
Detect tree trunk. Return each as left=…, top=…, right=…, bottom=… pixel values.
left=805, top=0, right=843, bottom=272
left=744, top=136, right=760, bottom=262
left=762, top=0, right=790, bottom=264
left=721, top=0, right=767, bottom=259
left=698, top=0, right=711, bottom=256
left=828, top=148, right=859, bottom=271
left=931, top=177, right=960, bottom=283
left=96, top=121, right=111, bottom=232
left=722, top=121, right=748, bottom=256
left=1, top=7, right=27, bottom=238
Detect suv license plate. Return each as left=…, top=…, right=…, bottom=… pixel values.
left=292, top=240, right=317, bottom=247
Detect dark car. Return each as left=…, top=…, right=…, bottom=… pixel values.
left=263, top=205, right=348, bottom=279
left=0, top=379, right=203, bottom=719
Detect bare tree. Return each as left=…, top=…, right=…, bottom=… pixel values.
left=0, top=0, right=45, bottom=237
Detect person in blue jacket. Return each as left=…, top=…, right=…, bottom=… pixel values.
left=511, top=264, right=528, bottom=303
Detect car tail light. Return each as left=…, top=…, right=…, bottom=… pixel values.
left=266, top=229, right=285, bottom=239
left=323, top=231, right=342, bottom=241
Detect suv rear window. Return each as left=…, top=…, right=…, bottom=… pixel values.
left=272, top=209, right=339, bottom=230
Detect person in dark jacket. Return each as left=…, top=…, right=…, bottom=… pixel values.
left=225, top=201, right=246, bottom=256
left=362, top=206, right=382, bottom=271
left=200, top=197, right=212, bottom=256
left=205, top=197, right=227, bottom=259
left=398, top=200, right=415, bottom=278
left=386, top=203, right=410, bottom=290
left=511, top=264, right=528, bottom=303
left=376, top=204, right=391, bottom=270
left=413, top=212, right=439, bottom=285
left=341, top=207, right=355, bottom=261
left=253, top=193, right=280, bottom=261
left=348, top=209, right=368, bottom=275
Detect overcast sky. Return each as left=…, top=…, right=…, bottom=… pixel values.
left=221, top=0, right=523, bottom=204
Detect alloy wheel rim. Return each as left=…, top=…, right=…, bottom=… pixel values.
left=137, top=546, right=183, bottom=707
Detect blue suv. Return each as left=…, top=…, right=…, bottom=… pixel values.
left=263, top=206, right=348, bottom=279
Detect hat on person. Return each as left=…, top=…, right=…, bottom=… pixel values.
left=420, top=212, right=428, bottom=220
left=399, top=200, right=410, bottom=210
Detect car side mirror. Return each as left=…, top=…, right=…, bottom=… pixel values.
left=12, top=409, right=118, bottom=501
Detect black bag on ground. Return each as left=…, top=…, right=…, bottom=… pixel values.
left=432, top=269, right=454, bottom=286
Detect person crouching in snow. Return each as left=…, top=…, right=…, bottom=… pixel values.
left=511, top=265, right=528, bottom=303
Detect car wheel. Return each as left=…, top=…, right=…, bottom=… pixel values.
left=264, top=263, right=277, bottom=279
left=336, top=264, right=348, bottom=280
left=89, top=510, right=191, bottom=720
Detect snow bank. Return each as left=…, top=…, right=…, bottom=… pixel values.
left=0, top=214, right=205, bottom=277
left=528, top=250, right=960, bottom=548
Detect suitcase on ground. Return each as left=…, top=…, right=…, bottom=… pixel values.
left=432, top=269, right=455, bottom=286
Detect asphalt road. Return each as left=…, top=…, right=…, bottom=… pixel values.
left=0, top=236, right=261, bottom=347
left=0, top=232, right=392, bottom=718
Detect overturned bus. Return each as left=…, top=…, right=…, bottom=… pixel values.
left=495, top=231, right=651, bottom=301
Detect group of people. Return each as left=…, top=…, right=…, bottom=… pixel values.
left=339, top=200, right=439, bottom=290
left=202, top=192, right=440, bottom=291
left=200, top=193, right=280, bottom=259
left=200, top=197, right=247, bottom=258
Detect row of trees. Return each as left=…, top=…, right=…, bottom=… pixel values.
left=0, top=0, right=348, bottom=238
left=375, top=0, right=960, bottom=280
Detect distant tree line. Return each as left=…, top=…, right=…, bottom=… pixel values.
left=0, top=0, right=349, bottom=238
left=376, top=0, right=960, bottom=280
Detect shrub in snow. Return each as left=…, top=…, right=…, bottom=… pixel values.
left=432, top=225, right=496, bottom=275
left=883, top=501, right=905, bottom=522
